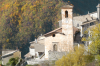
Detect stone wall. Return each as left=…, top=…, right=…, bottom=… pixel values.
left=2, top=54, right=13, bottom=65
left=48, top=51, right=67, bottom=60
left=45, top=33, right=71, bottom=59
left=13, top=51, right=21, bottom=58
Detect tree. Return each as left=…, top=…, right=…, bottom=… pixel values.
left=55, top=45, right=94, bottom=66
left=7, top=57, right=19, bottom=66
left=86, top=24, right=100, bottom=55
left=81, top=23, right=100, bottom=66
left=83, top=24, right=100, bottom=66
left=0, top=0, right=68, bottom=50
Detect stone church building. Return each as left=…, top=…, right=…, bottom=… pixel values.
left=25, top=4, right=100, bottom=65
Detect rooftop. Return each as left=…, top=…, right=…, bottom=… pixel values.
left=61, top=5, right=73, bottom=9
left=1, top=50, right=20, bottom=58
left=73, top=14, right=97, bottom=22
left=96, top=4, right=100, bottom=7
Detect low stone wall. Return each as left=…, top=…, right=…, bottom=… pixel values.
left=48, top=51, right=67, bottom=60
left=39, top=60, right=56, bottom=66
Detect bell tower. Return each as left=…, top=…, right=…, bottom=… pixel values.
left=61, top=5, right=74, bottom=51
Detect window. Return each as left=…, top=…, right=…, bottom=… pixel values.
left=31, top=56, right=34, bottom=58
left=90, top=22, right=94, bottom=26
left=52, top=34, right=55, bottom=37
left=53, top=44, right=57, bottom=51
left=77, top=24, right=79, bottom=27
left=65, top=11, right=68, bottom=18
left=82, top=25, right=84, bottom=27
left=86, top=18, right=89, bottom=21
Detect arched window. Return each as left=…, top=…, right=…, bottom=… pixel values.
left=65, top=11, right=68, bottom=18
left=53, top=44, right=57, bottom=51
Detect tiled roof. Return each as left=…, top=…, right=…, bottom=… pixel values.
left=81, top=19, right=97, bottom=25
left=97, top=4, right=100, bottom=7
left=43, top=27, right=62, bottom=36
left=1, top=50, right=19, bottom=57
left=73, top=14, right=96, bottom=22
left=61, top=5, right=73, bottom=9
left=43, top=26, right=79, bottom=36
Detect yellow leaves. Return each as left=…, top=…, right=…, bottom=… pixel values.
left=35, top=1, right=38, bottom=3
left=2, top=45, right=6, bottom=49
left=18, top=20, right=21, bottom=25
left=33, top=5, right=36, bottom=7
left=5, top=3, right=10, bottom=9
left=19, top=28, right=21, bottom=31
left=71, top=4, right=74, bottom=6
left=39, top=26, right=41, bottom=28
left=81, top=37, right=86, bottom=41
left=6, top=39, right=9, bottom=42
left=1, top=3, right=10, bottom=10
left=21, top=3, right=28, bottom=11
left=55, top=45, right=94, bottom=66
left=68, top=1, right=70, bottom=2
left=30, top=6, right=34, bottom=10
left=10, top=13, right=13, bottom=17
left=50, top=2, right=52, bottom=3
left=13, top=1, right=20, bottom=7
left=87, top=24, right=100, bottom=55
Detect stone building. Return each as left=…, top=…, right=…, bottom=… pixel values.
left=1, top=49, right=21, bottom=65
left=25, top=5, right=79, bottom=65
left=25, top=4, right=100, bottom=65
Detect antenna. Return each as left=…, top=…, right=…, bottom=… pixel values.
left=35, top=39, right=37, bottom=43
left=41, top=34, right=42, bottom=36
left=88, top=11, right=89, bottom=14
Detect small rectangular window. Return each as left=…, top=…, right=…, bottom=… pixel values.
left=77, top=24, right=79, bottom=27
left=90, top=22, right=94, bottom=26
left=82, top=25, right=84, bottom=27
left=65, top=11, right=68, bottom=18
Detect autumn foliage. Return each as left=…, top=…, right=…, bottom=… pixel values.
left=55, top=45, right=95, bottom=66
left=0, top=0, right=69, bottom=49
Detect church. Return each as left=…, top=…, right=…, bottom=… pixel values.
left=24, top=4, right=100, bottom=65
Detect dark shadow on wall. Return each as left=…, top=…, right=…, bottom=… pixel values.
left=74, top=31, right=82, bottom=43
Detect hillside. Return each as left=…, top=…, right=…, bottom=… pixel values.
left=0, top=0, right=68, bottom=58
left=0, top=0, right=99, bottom=58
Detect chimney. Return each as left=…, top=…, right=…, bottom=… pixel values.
left=96, top=3, right=100, bottom=19
left=88, top=11, right=89, bottom=14
left=86, top=18, right=89, bottom=21
left=91, top=17, right=93, bottom=20
left=35, top=38, right=37, bottom=43
left=41, top=34, right=42, bottom=36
